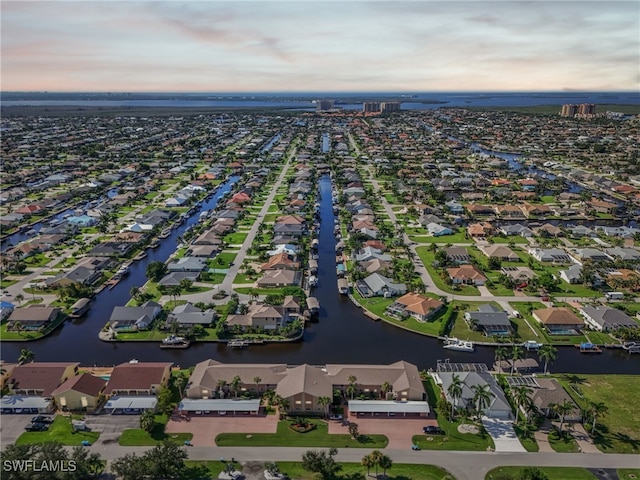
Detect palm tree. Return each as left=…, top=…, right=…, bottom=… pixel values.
left=168, top=285, right=182, bottom=308
left=447, top=374, right=464, bottom=420
left=361, top=453, right=374, bottom=477
left=379, top=455, right=393, bottom=477
left=551, top=400, right=575, bottom=432
left=347, top=375, right=358, bottom=400
left=538, top=344, right=557, bottom=375
left=494, top=347, right=508, bottom=374
left=510, top=345, right=524, bottom=375
left=369, top=450, right=383, bottom=477
left=18, top=348, right=34, bottom=365
left=14, top=293, right=24, bottom=306
left=380, top=381, right=392, bottom=400
left=175, top=376, right=186, bottom=400
left=588, top=401, right=608, bottom=436
left=253, top=376, right=262, bottom=393
left=216, top=379, right=227, bottom=398
left=139, top=409, right=155, bottom=433
left=179, top=278, right=193, bottom=293
left=230, top=375, right=242, bottom=398
left=471, top=384, right=494, bottom=417
left=318, top=396, right=331, bottom=418
left=511, top=385, right=533, bottom=424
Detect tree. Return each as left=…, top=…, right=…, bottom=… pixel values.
left=537, top=344, right=557, bottom=375
left=143, top=440, right=189, bottom=479
left=140, top=409, right=155, bottom=433
left=69, top=445, right=105, bottom=478
left=447, top=373, right=464, bottom=420
left=253, top=376, right=262, bottom=393
left=14, top=293, right=24, bottom=306
left=146, top=261, right=168, bottom=282
left=301, top=448, right=342, bottom=479
left=217, top=379, right=227, bottom=397
left=379, top=454, right=393, bottom=477
left=18, top=348, right=34, bottom=365
left=494, top=346, right=508, bottom=374
left=230, top=375, right=242, bottom=398
left=471, top=383, right=494, bottom=416
left=510, top=345, right=524, bottom=375
left=511, top=385, right=533, bottom=424
left=361, top=453, right=374, bottom=476
left=588, top=401, right=608, bottom=436
left=347, top=375, right=358, bottom=400
left=129, top=286, right=141, bottom=303
left=318, top=396, right=331, bottom=418
left=551, top=400, right=575, bottom=432
left=167, top=285, right=182, bottom=308
left=369, top=450, right=383, bottom=477
left=518, top=467, right=550, bottom=480
left=179, top=278, right=193, bottom=292
left=380, top=381, right=392, bottom=400
left=348, top=421, right=359, bottom=439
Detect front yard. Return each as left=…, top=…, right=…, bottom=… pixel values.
left=16, top=416, right=100, bottom=446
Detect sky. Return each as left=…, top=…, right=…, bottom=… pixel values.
left=2, top=1, right=639, bottom=92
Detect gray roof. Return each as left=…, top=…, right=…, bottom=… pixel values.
left=438, top=371, right=511, bottom=415
left=465, top=305, right=511, bottom=327
left=363, top=273, right=406, bottom=295
left=178, top=398, right=260, bottom=412
left=104, top=396, right=157, bottom=411
left=580, top=306, right=637, bottom=330
left=348, top=400, right=429, bottom=414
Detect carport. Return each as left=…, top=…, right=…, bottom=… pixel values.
left=178, top=398, right=261, bottom=415
left=348, top=400, right=430, bottom=418
left=0, top=395, right=54, bottom=414
left=104, top=396, right=157, bottom=414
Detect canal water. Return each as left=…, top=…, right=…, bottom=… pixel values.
left=2, top=175, right=639, bottom=374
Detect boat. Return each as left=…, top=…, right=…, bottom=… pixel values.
left=149, top=240, right=160, bottom=249
left=442, top=337, right=475, bottom=352
left=133, top=251, right=147, bottom=261
left=308, top=275, right=318, bottom=287
left=577, top=342, right=602, bottom=353
left=158, top=229, right=171, bottom=239
left=160, top=335, right=190, bottom=348
left=522, top=340, right=543, bottom=351
left=622, top=342, right=640, bottom=353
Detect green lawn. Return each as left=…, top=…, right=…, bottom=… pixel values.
left=350, top=292, right=395, bottom=319
left=213, top=252, right=237, bottom=266
left=547, top=429, right=580, bottom=453
left=223, top=232, right=248, bottom=245
left=16, top=416, right=100, bottom=446
left=555, top=374, right=640, bottom=454
left=619, top=469, right=640, bottom=480
left=408, top=230, right=470, bottom=244
left=119, top=415, right=192, bottom=446
left=486, top=467, right=597, bottom=480
left=415, top=247, right=481, bottom=296
left=512, top=303, right=590, bottom=346
left=216, top=420, right=387, bottom=448
left=274, top=461, right=453, bottom=480
left=0, top=278, right=18, bottom=288
left=489, top=236, right=529, bottom=244
left=512, top=424, right=539, bottom=452
left=115, top=329, right=167, bottom=341
left=233, top=272, right=259, bottom=284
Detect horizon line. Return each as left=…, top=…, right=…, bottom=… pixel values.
left=3, top=89, right=639, bottom=94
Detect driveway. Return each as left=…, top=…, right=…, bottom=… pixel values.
left=0, top=414, right=35, bottom=446
left=481, top=417, right=526, bottom=452
left=327, top=416, right=437, bottom=449
left=165, top=414, right=279, bottom=447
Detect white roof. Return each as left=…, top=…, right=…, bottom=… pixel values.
left=348, top=400, right=430, bottom=414
left=104, top=396, right=157, bottom=410
left=178, top=399, right=260, bottom=412
left=0, top=395, right=52, bottom=410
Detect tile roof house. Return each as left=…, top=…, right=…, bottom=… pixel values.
left=6, top=306, right=61, bottom=331
left=464, top=304, right=513, bottom=336
left=386, top=293, right=444, bottom=322
left=7, top=362, right=80, bottom=397
left=256, top=270, right=302, bottom=287
left=226, top=303, right=285, bottom=331
left=480, top=245, right=520, bottom=262
left=51, top=373, right=106, bottom=412
left=104, top=362, right=173, bottom=397
left=447, top=265, right=487, bottom=286
left=522, top=377, right=581, bottom=422
left=532, top=307, right=584, bottom=334
left=580, top=306, right=638, bottom=332
left=260, top=252, right=300, bottom=271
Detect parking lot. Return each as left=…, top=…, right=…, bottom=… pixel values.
left=84, top=414, right=141, bottom=445
left=328, top=416, right=439, bottom=449
left=165, top=414, right=279, bottom=447
left=0, top=414, right=33, bottom=446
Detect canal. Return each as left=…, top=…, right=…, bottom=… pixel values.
left=2, top=175, right=639, bottom=374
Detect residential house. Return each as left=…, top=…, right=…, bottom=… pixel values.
left=260, top=253, right=300, bottom=271
left=103, top=362, right=173, bottom=414
left=447, top=265, right=487, bottom=286
left=534, top=223, right=563, bottom=237
left=500, top=224, right=534, bottom=237
left=588, top=199, right=618, bottom=215
left=532, top=307, right=584, bottom=335
left=6, top=306, right=61, bottom=331
left=467, top=222, right=493, bottom=237
left=445, top=246, right=471, bottom=264
left=464, top=305, right=513, bottom=336
left=109, top=301, right=162, bottom=331
left=580, top=306, right=638, bottom=332
left=166, top=303, right=217, bottom=329
left=51, top=373, right=106, bottom=412
left=256, top=270, right=302, bottom=287
left=46, top=266, right=102, bottom=288
left=559, top=265, right=583, bottom=284
left=495, top=205, right=525, bottom=219
left=427, top=223, right=453, bottom=237
left=480, top=245, right=520, bottom=262
left=167, top=257, right=208, bottom=272
left=354, top=247, right=392, bottom=263
left=570, top=248, right=612, bottom=264
left=520, top=377, right=581, bottom=422
left=226, top=303, right=285, bottom=331
left=386, top=293, right=444, bottom=322
left=528, top=248, right=571, bottom=263
left=435, top=371, right=512, bottom=419
left=356, top=273, right=407, bottom=298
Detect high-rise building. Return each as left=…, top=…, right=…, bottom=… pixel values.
left=561, top=104, right=579, bottom=117
left=381, top=101, right=401, bottom=113
left=579, top=103, right=596, bottom=115
left=363, top=101, right=381, bottom=113
left=316, top=99, right=335, bottom=112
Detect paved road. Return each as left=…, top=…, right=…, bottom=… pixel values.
left=83, top=444, right=640, bottom=480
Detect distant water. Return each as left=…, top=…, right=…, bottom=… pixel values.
left=1, top=92, right=638, bottom=109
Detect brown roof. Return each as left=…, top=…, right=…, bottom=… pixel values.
left=8, top=306, right=59, bottom=322
left=104, top=362, right=172, bottom=395
left=533, top=307, right=583, bottom=325
left=447, top=265, right=487, bottom=281
left=395, top=293, right=444, bottom=315
left=51, top=373, right=106, bottom=398
left=9, top=362, right=79, bottom=396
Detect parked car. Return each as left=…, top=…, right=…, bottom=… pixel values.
left=25, top=422, right=48, bottom=431
left=31, top=415, right=53, bottom=424
left=423, top=425, right=443, bottom=434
